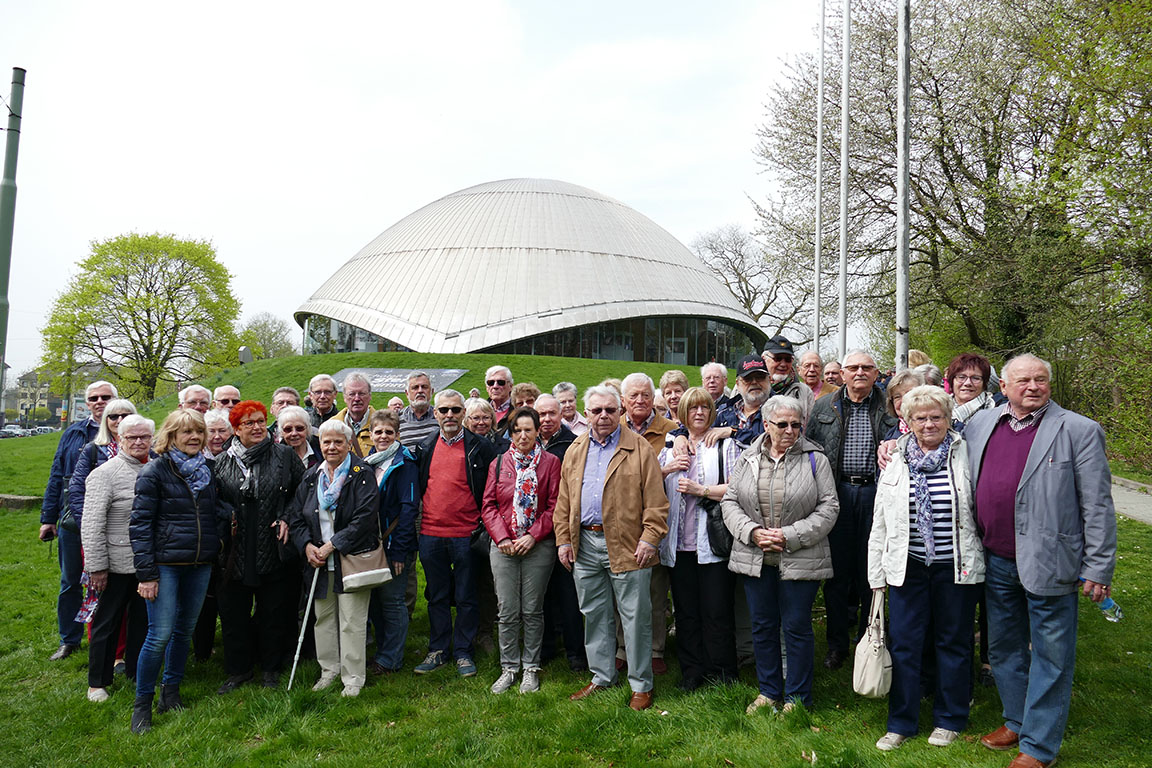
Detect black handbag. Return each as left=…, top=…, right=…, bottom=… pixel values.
left=701, top=440, right=732, bottom=559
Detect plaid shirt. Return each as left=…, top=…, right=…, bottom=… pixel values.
left=1001, top=400, right=1051, bottom=432
left=841, top=396, right=877, bottom=476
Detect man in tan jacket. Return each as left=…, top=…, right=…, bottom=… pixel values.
left=555, top=385, right=669, bottom=711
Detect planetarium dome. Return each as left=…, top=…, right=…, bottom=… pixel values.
left=295, top=178, right=766, bottom=366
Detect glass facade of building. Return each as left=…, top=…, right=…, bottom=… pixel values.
left=302, top=314, right=763, bottom=368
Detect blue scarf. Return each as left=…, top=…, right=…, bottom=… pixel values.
left=905, top=432, right=952, bottom=564
left=169, top=448, right=211, bottom=495
left=317, top=454, right=352, bottom=511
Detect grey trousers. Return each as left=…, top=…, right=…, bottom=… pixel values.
left=616, top=563, right=670, bottom=659
left=573, top=529, right=653, bottom=693
left=490, top=539, right=556, bottom=671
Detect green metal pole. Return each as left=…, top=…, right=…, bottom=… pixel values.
left=0, top=67, right=27, bottom=428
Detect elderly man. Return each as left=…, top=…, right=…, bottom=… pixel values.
left=212, top=385, right=241, bottom=412
left=412, top=389, right=498, bottom=677
left=39, top=380, right=118, bottom=660
left=824, top=360, right=843, bottom=388
left=332, top=372, right=375, bottom=456
left=762, top=335, right=816, bottom=422
left=179, top=385, right=211, bottom=414
left=554, top=382, right=588, bottom=436
left=305, top=374, right=339, bottom=428
left=964, top=355, right=1116, bottom=768
left=537, top=394, right=576, bottom=459
left=555, top=385, right=669, bottom=711
left=268, top=386, right=300, bottom=442
left=485, top=365, right=514, bottom=431
left=800, top=351, right=835, bottom=400
left=397, top=371, right=438, bottom=447
left=806, top=349, right=897, bottom=670
left=710, top=354, right=773, bottom=448
left=700, top=362, right=735, bottom=410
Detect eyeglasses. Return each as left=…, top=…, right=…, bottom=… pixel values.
left=217, top=398, right=241, bottom=405
left=238, top=418, right=266, bottom=428
left=311, top=389, right=335, bottom=396
left=374, top=429, right=397, bottom=436
left=911, top=415, right=946, bottom=425
left=87, top=394, right=113, bottom=402
left=436, top=406, right=464, bottom=415
left=769, top=420, right=803, bottom=430
left=345, top=391, right=369, bottom=399
left=769, top=354, right=793, bottom=362
left=843, top=364, right=878, bottom=373
left=486, top=379, right=507, bottom=387
left=954, top=374, right=984, bottom=383
left=281, top=425, right=308, bottom=434
left=588, top=406, right=619, bottom=416
left=122, top=435, right=151, bottom=443
left=106, top=413, right=129, bottom=421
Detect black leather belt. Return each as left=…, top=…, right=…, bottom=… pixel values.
left=843, top=475, right=875, bottom=486
left=581, top=524, right=604, bottom=532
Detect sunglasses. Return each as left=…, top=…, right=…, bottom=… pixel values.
left=87, top=394, right=113, bottom=402
left=281, top=425, right=308, bottom=434
left=217, top=398, right=241, bottom=405
left=486, top=379, right=507, bottom=387
left=106, top=413, right=129, bottom=421
left=588, top=406, right=619, bottom=416
left=769, top=421, right=804, bottom=431
left=769, top=354, right=793, bottom=362
left=437, top=406, right=464, bottom=415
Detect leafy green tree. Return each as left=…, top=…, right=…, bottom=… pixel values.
left=238, top=311, right=299, bottom=359
left=41, top=233, right=242, bottom=401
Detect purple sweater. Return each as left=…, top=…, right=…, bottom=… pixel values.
left=975, top=418, right=1040, bottom=559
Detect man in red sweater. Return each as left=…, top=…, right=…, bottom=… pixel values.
left=413, top=389, right=498, bottom=677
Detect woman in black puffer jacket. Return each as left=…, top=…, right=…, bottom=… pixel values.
left=129, top=409, right=229, bottom=734
left=213, top=401, right=305, bottom=694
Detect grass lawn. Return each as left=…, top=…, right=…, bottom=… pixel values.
left=1, top=508, right=1149, bottom=768
left=0, top=351, right=729, bottom=498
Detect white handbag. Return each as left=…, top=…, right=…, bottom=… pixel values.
left=852, top=590, right=893, bottom=698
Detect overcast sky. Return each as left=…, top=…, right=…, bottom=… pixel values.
left=1, top=0, right=817, bottom=377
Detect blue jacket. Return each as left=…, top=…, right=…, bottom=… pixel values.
left=130, top=454, right=229, bottom=582
left=371, top=446, right=419, bottom=564
left=41, top=419, right=99, bottom=525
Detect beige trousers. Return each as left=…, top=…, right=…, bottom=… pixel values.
left=314, top=583, right=371, bottom=688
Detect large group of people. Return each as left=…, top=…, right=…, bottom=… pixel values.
left=34, top=347, right=1116, bottom=768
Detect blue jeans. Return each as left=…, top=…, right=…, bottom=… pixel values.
left=57, top=525, right=85, bottom=646
left=418, top=535, right=478, bottom=660
left=984, top=553, right=1079, bottom=763
left=887, top=558, right=977, bottom=736
left=135, top=564, right=212, bottom=697
left=369, top=556, right=413, bottom=670
left=743, top=568, right=820, bottom=706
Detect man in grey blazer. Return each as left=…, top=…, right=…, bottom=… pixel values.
left=964, top=354, right=1116, bottom=768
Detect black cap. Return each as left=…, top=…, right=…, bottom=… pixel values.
left=763, top=334, right=795, bottom=357
left=735, top=354, right=769, bottom=379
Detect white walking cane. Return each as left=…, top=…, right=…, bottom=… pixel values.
left=288, top=566, right=322, bottom=691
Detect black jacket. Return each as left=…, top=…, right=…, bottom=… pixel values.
left=130, top=455, right=230, bottom=582
left=543, top=423, right=577, bottom=461
left=415, top=429, right=498, bottom=513
left=287, top=456, right=379, bottom=597
left=805, top=385, right=897, bottom=482
left=214, top=439, right=305, bottom=584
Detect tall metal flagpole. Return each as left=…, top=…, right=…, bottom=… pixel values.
left=814, top=0, right=825, bottom=355
left=837, top=0, right=851, bottom=359
left=0, top=68, right=28, bottom=429
left=894, top=0, right=911, bottom=370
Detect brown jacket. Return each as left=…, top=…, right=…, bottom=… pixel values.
left=554, top=427, right=669, bottom=573
left=621, top=411, right=678, bottom=454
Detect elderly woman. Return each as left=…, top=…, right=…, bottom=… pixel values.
left=204, top=408, right=233, bottom=457
left=481, top=407, right=560, bottom=694
left=276, top=405, right=321, bottom=469
left=510, top=382, right=541, bottom=410
left=465, top=397, right=509, bottom=450
left=659, top=370, right=689, bottom=423
left=213, top=401, right=305, bottom=693
left=287, top=419, right=380, bottom=697
left=722, top=395, right=838, bottom=714
left=81, top=414, right=153, bottom=703
left=129, top=410, right=228, bottom=733
left=883, top=369, right=927, bottom=440
left=553, top=381, right=588, bottom=435
left=68, top=398, right=137, bottom=531
left=364, top=409, right=419, bottom=674
left=946, top=353, right=996, bottom=429
left=868, top=385, right=984, bottom=751
left=658, top=387, right=740, bottom=690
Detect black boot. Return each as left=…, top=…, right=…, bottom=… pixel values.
left=130, top=694, right=154, bottom=734
left=156, top=684, right=184, bottom=713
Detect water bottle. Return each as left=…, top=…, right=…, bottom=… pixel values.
left=1098, top=596, right=1123, bottom=622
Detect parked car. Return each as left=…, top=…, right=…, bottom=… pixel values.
left=2, top=425, right=27, bottom=437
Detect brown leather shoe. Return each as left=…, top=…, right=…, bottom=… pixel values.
left=628, top=691, right=654, bottom=711
left=981, top=725, right=1020, bottom=751
left=49, top=644, right=80, bottom=661
left=570, top=681, right=609, bottom=701
left=1007, top=752, right=1056, bottom=768
left=651, top=657, right=668, bottom=675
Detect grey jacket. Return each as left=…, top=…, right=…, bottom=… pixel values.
left=867, top=430, right=984, bottom=588
left=81, top=452, right=148, bottom=574
left=721, top=434, right=839, bottom=580
left=965, top=401, right=1116, bottom=596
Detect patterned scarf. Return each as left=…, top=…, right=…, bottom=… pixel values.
left=169, top=448, right=211, bottom=495
left=364, top=442, right=400, bottom=467
left=105, top=442, right=118, bottom=458
left=952, top=391, right=994, bottom=425
left=512, top=446, right=542, bottom=537
left=905, top=432, right=952, bottom=564
left=770, top=374, right=798, bottom=395
left=317, top=454, right=352, bottom=511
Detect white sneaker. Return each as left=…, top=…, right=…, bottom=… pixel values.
left=745, top=694, right=780, bottom=714
left=312, top=673, right=339, bottom=692
left=519, top=669, right=540, bottom=693
left=490, top=670, right=516, bottom=694
left=341, top=685, right=361, bottom=698
left=928, top=727, right=960, bottom=747
left=87, top=687, right=110, bottom=703
left=876, top=732, right=908, bottom=751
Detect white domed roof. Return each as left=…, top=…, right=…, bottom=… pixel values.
left=295, top=178, right=763, bottom=353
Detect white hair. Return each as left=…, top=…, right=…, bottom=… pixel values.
left=86, top=380, right=119, bottom=398
left=213, top=384, right=239, bottom=398
left=485, top=365, right=513, bottom=384
left=583, top=385, right=622, bottom=410
left=342, top=371, right=371, bottom=391
left=762, top=395, right=805, bottom=422
left=842, top=348, right=876, bottom=365
left=276, top=405, right=310, bottom=429
left=95, top=399, right=137, bottom=446
left=117, top=414, right=155, bottom=437
left=308, top=373, right=336, bottom=392
left=406, top=370, right=430, bottom=387
left=1002, top=353, right=1053, bottom=382
left=203, top=408, right=232, bottom=432
left=318, top=419, right=354, bottom=441
left=799, top=351, right=823, bottom=366
left=621, top=372, right=655, bottom=396
left=552, top=381, right=577, bottom=397
left=434, top=389, right=465, bottom=407
left=179, top=384, right=210, bottom=404
left=700, top=362, right=727, bottom=379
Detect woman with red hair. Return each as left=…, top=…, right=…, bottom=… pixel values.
left=212, top=400, right=305, bottom=693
